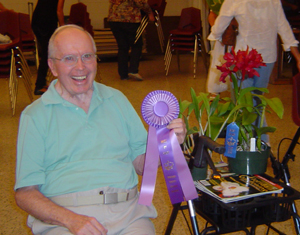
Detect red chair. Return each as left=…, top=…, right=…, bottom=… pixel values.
left=68, top=3, right=94, bottom=37
left=0, top=10, right=33, bottom=110
left=292, top=73, right=300, bottom=126
left=164, top=7, right=208, bottom=78
left=18, top=12, right=39, bottom=68
left=0, top=10, right=21, bottom=78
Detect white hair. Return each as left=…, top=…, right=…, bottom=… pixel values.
left=48, top=24, right=97, bottom=58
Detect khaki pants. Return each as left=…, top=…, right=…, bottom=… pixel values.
left=27, top=187, right=157, bottom=235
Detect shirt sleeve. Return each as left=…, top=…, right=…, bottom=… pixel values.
left=14, top=112, right=46, bottom=190
left=276, top=0, right=299, bottom=51
left=207, top=0, right=235, bottom=41
left=113, top=90, right=147, bottom=162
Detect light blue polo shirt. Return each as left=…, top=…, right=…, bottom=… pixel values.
left=15, top=80, right=147, bottom=197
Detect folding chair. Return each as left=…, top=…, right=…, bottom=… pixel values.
left=18, top=12, right=39, bottom=68
left=68, top=2, right=94, bottom=37
left=135, top=0, right=166, bottom=52
left=0, top=10, right=33, bottom=114
left=0, top=10, right=21, bottom=78
left=164, top=7, right=208, bottom=78
left=8, top=49, right=18, bottom=116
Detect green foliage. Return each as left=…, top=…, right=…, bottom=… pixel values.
left=180, top=80, right=284, bottom=151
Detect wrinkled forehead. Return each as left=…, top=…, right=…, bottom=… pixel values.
left=53, top=28, right=95, bottom=56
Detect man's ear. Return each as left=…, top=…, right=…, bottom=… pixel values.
left=48, top=58, right=58, bottom=77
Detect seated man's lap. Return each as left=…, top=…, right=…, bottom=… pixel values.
left=30, top=192, right=157, bottom=235
left=120, top=217, right=155, bottom=235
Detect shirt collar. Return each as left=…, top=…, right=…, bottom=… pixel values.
left=41, top=79, right=113, bottom=106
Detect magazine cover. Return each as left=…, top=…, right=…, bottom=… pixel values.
left=194, top=174, right=283, bottom=203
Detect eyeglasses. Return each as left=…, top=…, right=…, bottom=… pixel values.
left=51, top=53, right=97, bottom=66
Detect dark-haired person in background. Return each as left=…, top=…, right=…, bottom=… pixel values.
left=108, top=0, right=155, bottom=81
left=31, top=0, right=65, bottom=95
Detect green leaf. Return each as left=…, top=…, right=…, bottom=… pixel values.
left=256, top=126, right=277, bottom=136
left=190, top=88, right=200, bottom=121
left=218, top=102, right=231, bottom=116
left=179, top=99, right=192, bottom=116
left=242, top=109, right=258, bottom=125
left=210, top=115, right=227, bottom=125
left=238, top=87, right=268, bottom=102
left=183, top=115, right=190, bottom=131
left=209, top=95, right=219, bottom=116
left=265, top=97, right=284, bottom=119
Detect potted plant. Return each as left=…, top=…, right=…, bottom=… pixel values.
left=180, top=47, right=284, bottom=176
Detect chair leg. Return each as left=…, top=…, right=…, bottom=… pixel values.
left=155, top=10, right=164, bottom=53
left=193, top=35, right=198, bottom=79
left=164, top=39, right=170, bottom=62
left=9, top=49, right=19, bottom=116
left=135, top=15, right=148, bottom=44
left=164, top=39, right=172, bottom=76
left=35, top=38, right=39, bottom=69
left=176, top=50, right=180, bottom=72
left=198, top=33, right=208, bottom=72
left=164, top=203, right=182, bottom=235
left=17, top=69, right=33, bottom=102
left=15, top=47, right=33, bottom=85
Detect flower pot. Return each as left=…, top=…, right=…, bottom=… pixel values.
left=227, top=144, right=270, bottom=175
left=191, top=165, right=208, bottom=181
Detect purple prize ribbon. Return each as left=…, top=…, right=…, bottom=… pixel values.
left=138, top=90, right=198, bottom=206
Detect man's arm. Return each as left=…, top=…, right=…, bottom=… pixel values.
left=15, top=186, right=108, bottom=235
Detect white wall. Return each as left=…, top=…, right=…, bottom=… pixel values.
left=1, top=0, right=193, bottom=29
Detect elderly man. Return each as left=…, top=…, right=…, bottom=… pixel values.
left=14, top=25, right=187, bottom=235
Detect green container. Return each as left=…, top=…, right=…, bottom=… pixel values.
left=227, top=145, right=270, bottom=175
left=191, top=165, right=208, bottom=181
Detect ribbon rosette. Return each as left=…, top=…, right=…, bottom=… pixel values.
left=138, top=90, right=198, bottom=206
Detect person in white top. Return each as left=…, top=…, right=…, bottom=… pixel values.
left=208, top=0, right=300, bottom=89
left=208, top=0, right=300, bottom=143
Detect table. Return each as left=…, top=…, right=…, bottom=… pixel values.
left=164, top=174, right=300, bottom=235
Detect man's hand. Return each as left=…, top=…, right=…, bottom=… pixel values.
left=15, top=186, right=108, bottom=235
left=66, top=214, right=108, bottom=235
left=166, top=118, right=187, bottom=144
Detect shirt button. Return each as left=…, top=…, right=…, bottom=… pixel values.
left=76, top=107, right=79, bottom=110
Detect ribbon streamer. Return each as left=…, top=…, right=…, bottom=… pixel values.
left=138, top=90, right=198, bottom=206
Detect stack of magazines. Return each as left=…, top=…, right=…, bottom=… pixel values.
left=194, top=174, right=283, bottom=203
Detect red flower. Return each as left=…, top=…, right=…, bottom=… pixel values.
left=217, top=47, right=266, bottom=82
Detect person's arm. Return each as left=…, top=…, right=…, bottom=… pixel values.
left=15, top=186, right=108, bottom=235
left=276, top=0, right=300, bottom=72
left=57, top=0, right=65, bottom=26
left=208, top=11, right=218, bottom=27
left=132, top=118, right=187, bottom=174
left=148, top=10, right=155, bottom=22
left=207, top=0, right=234, bottom=41
left=134, top=0, right=155, bottom=21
